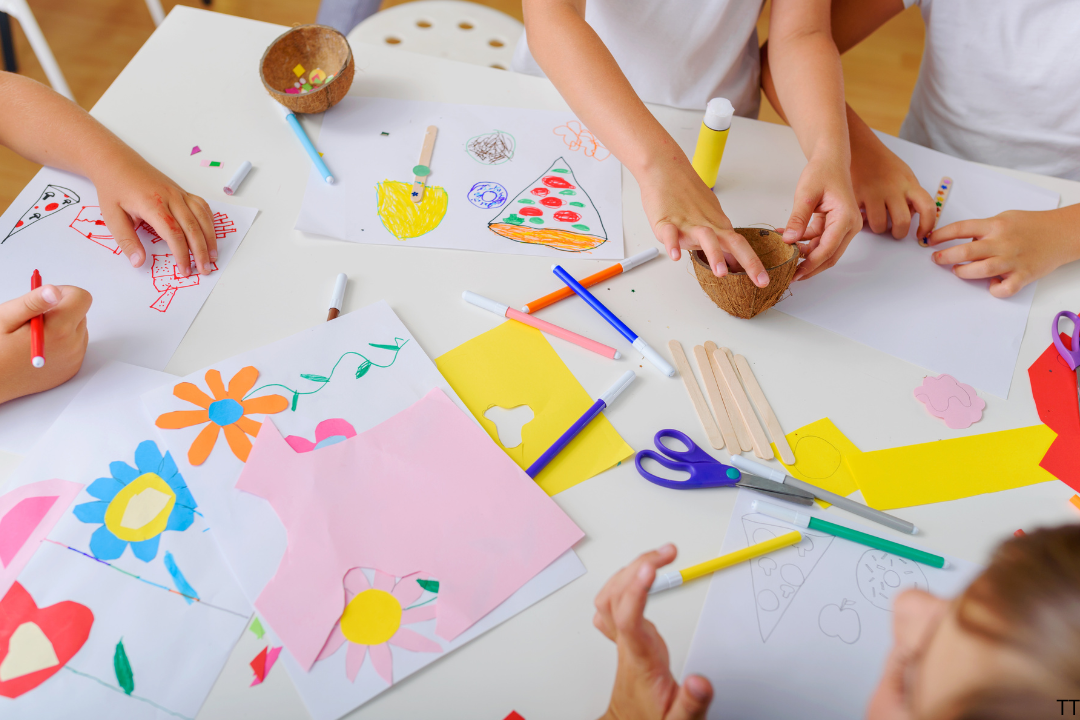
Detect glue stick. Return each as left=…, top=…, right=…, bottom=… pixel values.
left=691, top=98, right=734, bottom=189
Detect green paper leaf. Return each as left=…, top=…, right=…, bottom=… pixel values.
left=114, top=639, right=134, bottom=695
left=416, top=578, right=440, bottom=593
left=355, top=360, right=372, bottom=379
left=300, top=374, right=330, bottom=383
left=250, top=617, right=265, bottom=640
left=368, top=343, right=400, bottom=351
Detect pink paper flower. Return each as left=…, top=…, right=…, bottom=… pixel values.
left=284, top=419, right=356, bottom=453
left=914, top=374, right=985, bottom=429
left=315, top=569, right=442, bottom=684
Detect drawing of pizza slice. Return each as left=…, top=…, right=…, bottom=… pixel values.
left=742, top=516, right=834, bottom=642
left=488, top=157, right=608, bottom=252
left=3, top=185, right=80, bottom=243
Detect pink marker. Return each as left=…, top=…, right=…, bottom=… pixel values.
left=463, top=291, right=621, bottom=360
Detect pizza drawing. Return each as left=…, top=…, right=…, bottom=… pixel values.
left=3, top=185, right=80, bottom=243
left=69, top=206, right=120, bottom=254
left=743, top=516, right=834, bottom=642
left=856, top=549, right=928, bottom=611
left=488, top=158, right=607, bottom=252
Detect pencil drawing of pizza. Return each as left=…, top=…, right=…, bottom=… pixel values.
left=488, top=158, right=608, bottom=252
left=3, top=185, right=80, bottom=243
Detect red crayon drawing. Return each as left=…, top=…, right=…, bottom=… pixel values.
left=150, top=254, right=218, bottom=312
left=213, top=212, right=236, bottom=240
left=69, top=206, right=121, bottom=254
left=4, top=185, right=80, bottom=243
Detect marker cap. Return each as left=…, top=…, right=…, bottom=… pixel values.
left=462, top=291, right=509, bottom=317
left=703, top=98, right=735, bottom=131
left=600, top=370, right=636, bottom=407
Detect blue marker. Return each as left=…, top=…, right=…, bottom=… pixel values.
left=276, top=102, right=334, bottom=184
left=552, top=265, right=676, bottom=377
left=527, top=370, right=635, bottom=478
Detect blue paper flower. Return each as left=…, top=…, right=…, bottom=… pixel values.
left=73, top=440, right=197, bottom=562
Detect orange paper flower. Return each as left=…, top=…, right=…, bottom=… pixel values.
left=156, top=366, right=288, bottom=465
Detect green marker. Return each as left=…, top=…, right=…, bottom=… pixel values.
left=752, top=499, right=946, bottom=568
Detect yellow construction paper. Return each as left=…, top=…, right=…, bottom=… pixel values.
left=777, top=418, right=862, bottom=508
left=848, top=424, right=1057, bottom=510
left=435, top=322, right=633, bottom=495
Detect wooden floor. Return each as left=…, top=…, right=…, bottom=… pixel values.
left=0, top=0, right=923, bottom=212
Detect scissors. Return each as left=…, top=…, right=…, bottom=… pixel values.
left=635, top=429, right=815, bottom=505
left=1053, top=311, right=1080, bottom=408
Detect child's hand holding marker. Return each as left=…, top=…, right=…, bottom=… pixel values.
left=927, top=205, right=1080, bottom=298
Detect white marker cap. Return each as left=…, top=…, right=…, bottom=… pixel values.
left=751, top=499, right=811, bottom=529
left=32, top=356, right=44, bottom=368
left=618, top=247, right=660, bottom=272
left=730, top=455, right=787, bottom=484
left=633, top=338, right=676, bottom=377
left=462, top=291, right=509, bottom=318
left=703, top=98, right=735, bottom=132
left=224, top=161, right=253, bottom=196
left=648, top=571, right=684, bottom=595
left=330, top=273, right=347, bottom=311
left=600, top=370, right=636, bottom=407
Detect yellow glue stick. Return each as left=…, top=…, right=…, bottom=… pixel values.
left=691, top=98, right=734, bottom=188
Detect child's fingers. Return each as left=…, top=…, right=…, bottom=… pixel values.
left=926, top=218, right=990, bottom=246
left=189, top=195, right=218, bottom=264
left=148, top=210, right=193, bottom=277
left=46, top=286, right=93, bottom=337
left=718, top=229, right=768, bottom=287
left=690, top=226, right=728, bottom=278
left=989, top=275, right=1027, bottom=299
left=951, top=257, right=1009, bottom=280
left=655, top=222, right=682, bottom=261
left=611, top=545, right=676, bottom=653
left=931, top=239, right=993, bottom=266
left=794, top=220, right=848, bottom=281
left=885, top=198, right=912, bottom=240
left=0, top=285, right=62, bottom=334
left=911, top=187, right=937, bottom=241
left=666, top=675, right=714, bottom=720
left=169, top=200, right=211, bottom=275
left=864, top=199, right=889, bottom=235
left=100, top=204, right=146, bottom=268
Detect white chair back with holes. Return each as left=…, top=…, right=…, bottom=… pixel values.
left=348, top=0, right=523, bottom=71
left=0, top=0, right=71, bottom=98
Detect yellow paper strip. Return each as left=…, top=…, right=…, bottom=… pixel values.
left=777, top=418, right=863, bottom=509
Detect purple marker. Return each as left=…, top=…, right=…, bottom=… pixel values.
left=526, top=370, right=636, bottom=478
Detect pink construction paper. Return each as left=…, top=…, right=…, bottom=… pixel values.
left=191, top=145, right=201, bottom=155
left=236, top=389, right=584, bottom=671
left=914, top=374, right=985, bottom=429
left=0, top=479, right=83, bottom=598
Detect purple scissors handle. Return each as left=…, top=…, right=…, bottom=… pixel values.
left=1053, top=311, right=1080, bottom=371
left=634, top=429, right=743, bottom=490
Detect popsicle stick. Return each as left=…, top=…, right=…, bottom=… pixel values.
left=693, top=345, right=741, bottom=451
left=705, top=341, right=752, bottom=452
left=411, top=125, right=438, bottom=203
left=670, top=341, right=724, bottom=450
left=712, top=349, right=773, bottom=459
left=734, top=354, right=796, bottom=465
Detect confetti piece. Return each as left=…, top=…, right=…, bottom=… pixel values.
left=190, top=145, right=201, bottom=155
left=249, top=616, right=265, bottom=639
left=286, top=88, right=299, bottom=94
left=309, top=68, right=326, bottom=84
left=293, top=64, right=305, bottom=77
left=380, top=131, right=390, bottom=136
left=200, top=159, right=210, bottom=167
left=210, top=161, right=221, bottom=167
left=301, top=84, right=312, bottom=91
left=1071, top=495, right=1080, bottom=512
left=1014, top=529, right=1026, bottom=537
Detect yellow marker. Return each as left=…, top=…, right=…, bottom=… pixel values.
left=649, top=530, right=803, bottom=594
left=690, top=97, right=734, bottom=189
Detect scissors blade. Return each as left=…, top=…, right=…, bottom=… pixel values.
left=736, top=475, right=815, bottom=505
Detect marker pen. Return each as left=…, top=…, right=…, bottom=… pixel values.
left=691, top=97, right=734, bottom=189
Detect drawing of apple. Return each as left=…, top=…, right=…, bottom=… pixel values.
left=818, top=599, right=860, bottom=645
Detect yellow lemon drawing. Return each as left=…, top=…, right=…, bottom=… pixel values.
left=104, top=473, right=176, bottom=542
left=340, top=589, right=402, bottom=646
left=376, top=180, right=448, bottom=240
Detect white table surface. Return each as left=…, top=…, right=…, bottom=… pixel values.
left=3, top=7, right=1080, bottom=719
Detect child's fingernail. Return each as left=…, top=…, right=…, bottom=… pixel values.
left=756, top=272, right=770, bottom=287
left=669, top=248, right=679, bottom=260
left=130, top=254, right=141, bottom=267
left=660, top=543, right=675, bottom=554
left=210, top=250, right=218, bottom=262
left=41, top=286, right=58, bottom=305
left=793, top=271, right=804, bottom=281
left=783, top=229, right=798, bottom=241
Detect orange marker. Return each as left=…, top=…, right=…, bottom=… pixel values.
left=30, top=270, right=45, bottom=368
left=521, top=248, right=659, bottom=314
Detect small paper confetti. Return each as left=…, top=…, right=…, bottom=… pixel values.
left=293, top=64, right=305, bottom=77
left=301, top=84, right=312, bottom=91
left=210, top=161, right=221, bottom=167
left=286, top=88, right=299, bottom=94
left=380, top=131, right=390, bottom=136
left=249, top=616, right=265, bottom=640
left=190, top=145, right=201, bottom=155
left=309, top=68, right=326, bottom=84
left=200, top=159, right=210, bottom=167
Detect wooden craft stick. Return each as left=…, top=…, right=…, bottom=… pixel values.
left=705, top=341, right=752, bottom=452
left=712, top=348, right=773, bottom=460
left=693, top=345, right=741, bottom=451
left=411, top=125, right=438, bottom=203
left=669, top=341, right=724, bottom=450
left=734, top=354, right=796, bottom=465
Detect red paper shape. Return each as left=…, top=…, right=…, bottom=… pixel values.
left=249, top=646, right=267, bottom=683
left=1028, top=333, right=1080, bottom=491
left=0, top=582, right=94, bottom=698
left=503, top=712, right=525, bottom=720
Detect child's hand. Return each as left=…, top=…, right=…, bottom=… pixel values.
left=594, top=544, right=713, bottom=720
left=93, top=155, right=216, bottom=278
left=851, top=131, right=937, bottom=242
left=641, top=162, right=771, bottom=287
left=0, top=285, right=91, bottom=405
left=927, top=206, right=1080, bottom=298
left=783, top=155, right=862, bottom=281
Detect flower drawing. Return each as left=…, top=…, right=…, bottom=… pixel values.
left=155, top=366, right=289, bottom=465
left=284, top=419, right=356, bottom=453
left=316, top=569, right=442, bottom=684
left=73, top=440, right=196, bottom=562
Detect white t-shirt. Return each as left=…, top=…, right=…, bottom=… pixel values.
left=901, top=0, right=1080, bottom=180
left=512, top=0, right=764, bottom=115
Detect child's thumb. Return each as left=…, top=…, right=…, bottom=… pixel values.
left=665, top=675, right=713, bottom=720
left=0, top=285, right=61, bottom=333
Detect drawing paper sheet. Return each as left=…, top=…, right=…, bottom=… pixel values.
left=296, top=97, right=624, bottom=260
left=775, top=132, right=1060, bottom=398
left=142, top=302, right=586, bottom=718
left=683, top=490, right=981, bottom=720
left=1, top=362, right=251, bottom=719
left=0, top=168, right=257, bottom=452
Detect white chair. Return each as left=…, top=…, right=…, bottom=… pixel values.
left=0, top=0, right=71, bottom=99
left=347, top=0, right=523, bottom=71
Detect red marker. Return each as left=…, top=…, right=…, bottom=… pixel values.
left=30, top=270, right=45, bottom=368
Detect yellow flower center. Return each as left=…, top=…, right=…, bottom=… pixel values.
left=104, top=473, right=176, bottom=542
left=340, top=589, right=402, bottom=646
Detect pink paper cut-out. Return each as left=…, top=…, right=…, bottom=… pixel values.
left=191, top=146, right=201, bottom=155
left=285, top=419, right=356, bottom=453
left=236, top=389, right=584, bottom=671
left=0, top=480, right=83, bottom=598
left=914, top=374, right=985, bottom=429
left=200, top=159, right=211, bottom=168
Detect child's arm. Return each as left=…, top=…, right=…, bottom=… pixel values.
left=0, top=285, right=91, bottom=405
left=0, top=72, right=215, bottom=277
left=521, top=0, right=770, bottom=286
left=593, top=544, right=713, bottom=720
left=927, top=205, right=1080, bottom=298
left=766, top=0, right=863, bottom=281
left=761, top=0, right=938, bottom=243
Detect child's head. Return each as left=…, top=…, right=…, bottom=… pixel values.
left=868, top=526, right=1080, bottom=719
